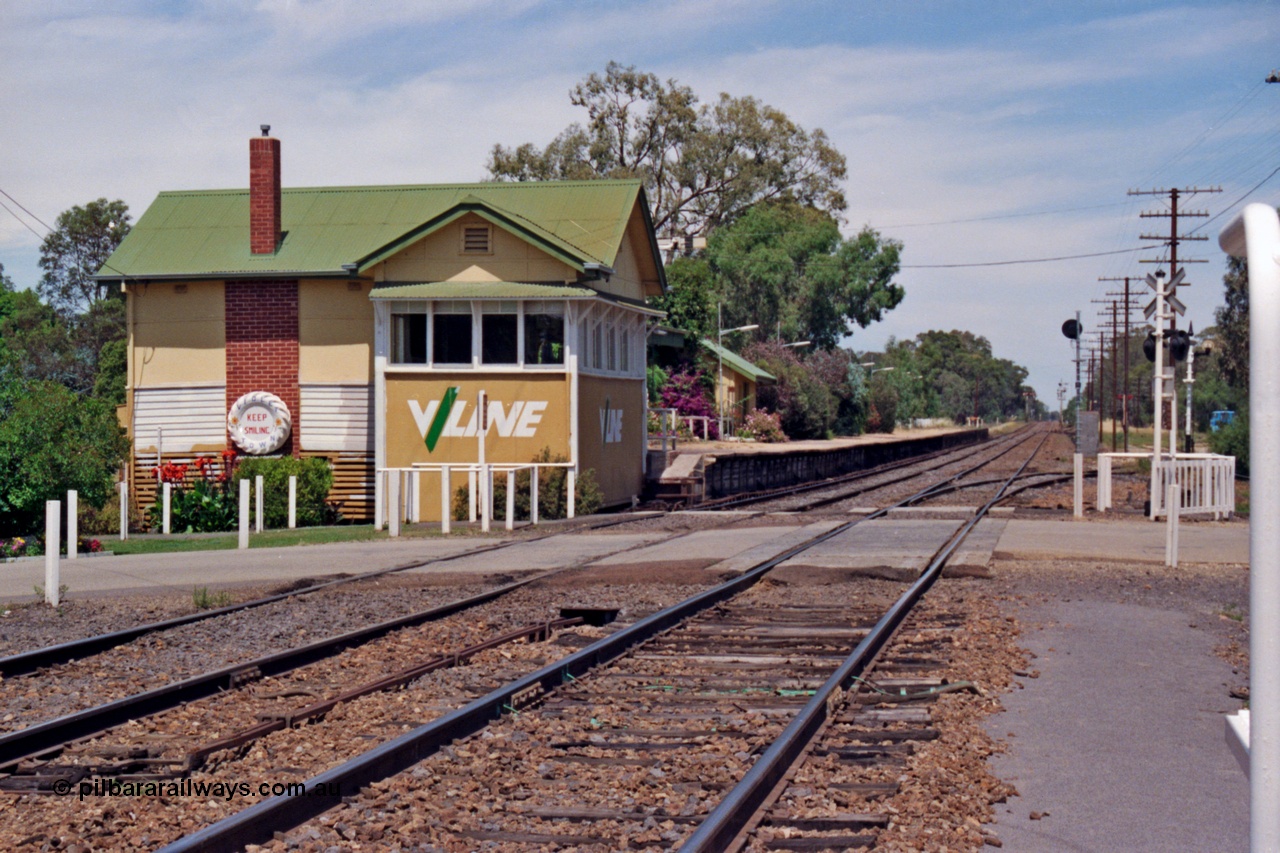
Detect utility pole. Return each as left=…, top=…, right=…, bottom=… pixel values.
left=1099, top=277, right=1144, bottom=451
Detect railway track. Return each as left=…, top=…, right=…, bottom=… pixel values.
left=1, top=431, right=1050, bottom=850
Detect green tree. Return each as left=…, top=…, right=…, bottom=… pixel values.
left=0, top=375, right=128, bottom=535
left=743, top=340, right=835, bottom=439
left=0, top=261, right=13, bottom=292
left=488, top=62, right=847, bottom=238
left=653, top=256, right=717, bottom=341
left=1215, top=255, right=1249, bottom=390
left=38, top=198, right=131, bottom=314
left=707, top=204, right=903, bottom=349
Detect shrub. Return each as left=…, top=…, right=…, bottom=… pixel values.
left=146, top=451, right=239, bottom=533
left=233, top=456, right=335, bottom=528
left=659, top=368, right=720, bottom=439
left=1208, top=411, right=1249, bottom=476
left=452, top=448, right=603, bottom=521
left=741, top=408, right=787, bottom=442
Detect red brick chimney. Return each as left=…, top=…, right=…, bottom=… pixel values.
left=250, top=126, right=281, bottom=254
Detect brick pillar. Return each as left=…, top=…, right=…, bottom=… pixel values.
left=250, top=135, right=281, bottom=255
left=226, top=281, right=300, bottom=456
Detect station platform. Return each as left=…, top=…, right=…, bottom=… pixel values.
left=0, top=515, right=1249, bottom=602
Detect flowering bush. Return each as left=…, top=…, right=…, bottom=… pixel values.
left=80, top=538, right=103, bottom=554
left=740, top=408, right=787, bottom=442
left=0, top=537, right=28, bottom=559
left=659, top=368, right=719, bottom=440
left=147, top=451, right=240, bottom=533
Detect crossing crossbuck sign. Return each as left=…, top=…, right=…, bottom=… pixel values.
left=1143, top=268, right=1186, bottom=320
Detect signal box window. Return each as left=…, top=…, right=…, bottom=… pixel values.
left=524, top=302, right=564, bottom=365
left=433, top=303, right=472, bottom=364
left=481, top=302, right=518, bottom=365
left=391, top=314, right=427, bottom=364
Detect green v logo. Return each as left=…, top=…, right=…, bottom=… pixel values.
left=425, top=386, right=459, bottom=452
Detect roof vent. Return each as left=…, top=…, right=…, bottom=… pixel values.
left=461, top=224, right=491, bottom=254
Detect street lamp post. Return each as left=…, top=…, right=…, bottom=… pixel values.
left=716, top=303, right=758, bottom=427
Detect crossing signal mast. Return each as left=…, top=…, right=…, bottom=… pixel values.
left=1127, top=186, right=1221, bottom=519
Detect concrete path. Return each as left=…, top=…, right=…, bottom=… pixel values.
left=997, top=518, right=1249, bottom=564
left=987, top=598, right=1249, bottom=852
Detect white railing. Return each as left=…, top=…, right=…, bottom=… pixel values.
left=683, top=415, right=713, bottom=440
left=1097, top=452, right=1235, bottom=519
left=374, top=463, right=575, bottom=535
left=648, top=407, right=679, bottom=453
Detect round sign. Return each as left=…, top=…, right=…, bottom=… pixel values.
left=227, top=391, right=292, bottom=455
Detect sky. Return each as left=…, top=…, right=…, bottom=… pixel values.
left=2, top=0, right=1277, bottom=404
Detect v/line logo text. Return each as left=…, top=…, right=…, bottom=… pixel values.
left=409, top=398, right=548, bottom=444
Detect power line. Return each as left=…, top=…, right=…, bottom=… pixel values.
left=0, top=197, right=45, bottom=241
left=880, top=201, right=1135, bottom=230
left=0, top=188, right=52, bottom=234
left=900, top=245, right=1164, bottom=269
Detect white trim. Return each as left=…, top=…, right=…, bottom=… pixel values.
left=373, top=300, right=390, bottom=527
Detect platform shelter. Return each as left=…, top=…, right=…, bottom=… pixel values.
left=96, top=131, right=666, bottom=522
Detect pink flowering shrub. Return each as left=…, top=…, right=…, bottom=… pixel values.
left=741, top=408, right=787, bottom=442
left=659, top=368, right=719, bottom=439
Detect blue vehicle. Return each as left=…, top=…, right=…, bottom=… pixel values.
left=1210, top=410, right=1236, bottom=432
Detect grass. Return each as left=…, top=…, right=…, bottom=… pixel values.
left=107, top=523, right=453, bottom=556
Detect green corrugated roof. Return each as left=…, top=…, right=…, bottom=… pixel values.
left=369, top=282, right=598, bottom=300
left=700, top=339, right=776, bottom=382
left=98, top=180, right=647, bottom=280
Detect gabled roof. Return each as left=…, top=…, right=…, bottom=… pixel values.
left=700, top=338, right=776, bottom=383
left=97, top=180, right=656, bottom=282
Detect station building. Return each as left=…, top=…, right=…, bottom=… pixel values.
left=98, top=131, right=666, bottom=522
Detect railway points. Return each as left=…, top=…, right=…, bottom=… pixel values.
left=0, top=425, right=1251, bottom=851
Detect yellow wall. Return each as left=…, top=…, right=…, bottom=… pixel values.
left=578, top=375, right=645, bottom=506
left=130, top=281, right=225, bottom=387
left=385, top=372, right=572, bottom=519
left=299, top=279, right=374, bottom=383
left=377, top=213, right=578, bottom=284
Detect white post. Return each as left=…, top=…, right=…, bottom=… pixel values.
left=388, top=470, right=401, bottom=538
left=1221, top=203, right=1280, bottom=853
left=238, top=479, right=250, bottom=550
left=567, top=468, right=577, bottom=519
left=67, top=490, right=78, bottom=560
left=288, top=475, right=297, bottom=529
left=1073, top=453, right=1083, bottom=518
left=468, top=469, right=477, bottom=522
left=119, top=481, right=128, bottom=541
left=440, top=465, right=451, bottom=534
left=1165, top=474, right=1180, bottom=568
left=44, top=500, right=60, bottom=606
left=530, top=466, right=539, bottom=525
left=1097, top=455, right=1111, bottom=512
left=412, top=470, right=422, bottom=524
left=480, top=463, right=491, bottom=533
left=505, top=469, right=515, bottom=531
left=162, top=482, right=172, bottom=534
left=255, top=475, right=264, bottom=532
left=374, top=471, right=384, bottom=531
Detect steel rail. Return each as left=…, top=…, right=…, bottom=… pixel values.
left=679, top=429, right=1052, bottom=852
left=701, top=427, right=1024, bottom=511
left=796, top=424, right=1045, bottom=512
left=0, top=511, right=659, bottom=678
left=154, top=457, right=980, bottom=853
left=0, top=570, right=559, bottom=770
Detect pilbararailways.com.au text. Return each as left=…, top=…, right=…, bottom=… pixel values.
left=54, top=777, right=342, bottom=801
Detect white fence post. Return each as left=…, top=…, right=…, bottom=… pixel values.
left=374, top=471, right=384, bottom=531
left=45, top=500, right=60, bottom=606
left=388, top=471, right=400, bottom=538
left=480, top=464, right=491, bottom=533
left=67, top=490, right=78, bottom=560
left=440, top=465, right=451, bottom=534
left=119, top=481, right=128, bottom=541
left=238, top=479, right=250, bottom=550
left=567, top=469, right=576, bottom=519
left=1073, top=453, right=1083, bottom=518
left=255, top=475, right=264, bottom=532
left=1165, top=475, right=1180, bottom=568
left=468, top=470, right=477, bottom=523
left=412, top=470, right=422, bottom=524
left=505, top=470, right=515, bottom=531
left=530, top=466, right=539, bottom=525
left=1097, top=455, right=1111, bottom=512
left=162, top=482, right=172, bottom=534
left=288, top=475, right=297, bottom=529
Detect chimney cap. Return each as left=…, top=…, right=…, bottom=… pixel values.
left=260, top=124, right=271, bottom=137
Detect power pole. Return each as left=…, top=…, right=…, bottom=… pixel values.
left=1099, top=277, right=1144, bottom=451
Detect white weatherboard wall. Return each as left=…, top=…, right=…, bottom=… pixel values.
left=300, top=384, right=373, bottom=452
left=133, top=385, right=227, bottom=452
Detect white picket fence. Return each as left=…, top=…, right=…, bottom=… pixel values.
left=375, top=463, right=575, bottom=535
left=1096, top=452, right=1235, bottom=519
